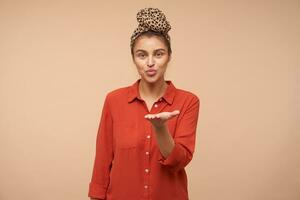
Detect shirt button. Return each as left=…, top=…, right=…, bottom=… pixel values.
left=145, top=151, right=149, bottom=155
left=145, top=169, right=149, bottom=173
left=154, top=104, right=158, bottom=108
left=146, top=135, right=151, bottom=139
left=144, top=185, right=148, bottom=189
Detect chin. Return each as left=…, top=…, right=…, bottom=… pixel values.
left=142, top=75, right=163, bottom=84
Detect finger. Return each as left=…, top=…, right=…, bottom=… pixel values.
left=168, top=110, right=180, bottom=119
left=173, top=110, right=180, bottom=115
left=155, top=115, right=161, bottom=120
left=144, top=115, right=151, bottom=119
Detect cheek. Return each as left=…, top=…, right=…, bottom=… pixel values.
left=134, top=61, right=145, bottom=73
left=133, top=59, right=143, bottom=67
left=157, top=59, right=169, bottom=70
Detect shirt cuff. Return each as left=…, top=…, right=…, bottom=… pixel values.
left=157, top=143, right=184, bottom=168
left=88, top=182, right=107, bottom=199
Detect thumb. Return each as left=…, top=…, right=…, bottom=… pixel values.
left=170, top=110, right=180, bottom=117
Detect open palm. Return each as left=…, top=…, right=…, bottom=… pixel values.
left=144, top=110, right=180, bottom=128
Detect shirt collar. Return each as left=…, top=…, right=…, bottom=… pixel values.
left=127, top=79, right=176, bottom=105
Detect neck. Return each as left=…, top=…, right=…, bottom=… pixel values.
left=139, top=78, right=168, bottom=100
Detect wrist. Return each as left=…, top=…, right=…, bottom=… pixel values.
left=153, top=123, right=167, bottom=131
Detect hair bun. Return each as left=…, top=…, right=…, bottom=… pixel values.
left=130, top=7, right=171, bottom=49
left=136, top=7, right=171, bottom=34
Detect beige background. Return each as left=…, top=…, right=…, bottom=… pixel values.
left=0, top=0, right=299, bottom=199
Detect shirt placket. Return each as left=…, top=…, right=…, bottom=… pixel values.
left=142, top=97, right=165, bottom=199
left=143, top=127, right=151, bottom=199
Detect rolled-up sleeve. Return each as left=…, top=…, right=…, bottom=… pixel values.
left=88, top=94, right=114, bottom=199
left=158, top=95, right=200, bottom=173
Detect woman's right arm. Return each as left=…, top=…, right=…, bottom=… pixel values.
left=88, top=94, right=114, bottom=199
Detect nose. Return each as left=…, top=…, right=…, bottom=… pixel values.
left=147, top=56, right=155, bottom=67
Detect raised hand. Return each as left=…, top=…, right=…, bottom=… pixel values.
left=144, top=110, right=180, bottom=129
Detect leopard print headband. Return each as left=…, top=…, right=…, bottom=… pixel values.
left=130, top=7, right=171, bottom=49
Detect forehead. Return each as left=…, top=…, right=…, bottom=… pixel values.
left=134, top=35, right=168, bottom=52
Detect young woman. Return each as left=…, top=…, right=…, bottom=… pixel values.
left=88, top=7, right=200, bottom=200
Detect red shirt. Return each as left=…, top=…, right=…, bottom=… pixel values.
left=88, top=79, right=200, bottom=200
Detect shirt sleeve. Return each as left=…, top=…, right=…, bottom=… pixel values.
left=158, top=95, right=200, bottom=173
left=88, top=94, right=114, bottom=199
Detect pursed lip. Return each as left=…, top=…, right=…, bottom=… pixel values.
left=146, top=69, right=157, bottom=72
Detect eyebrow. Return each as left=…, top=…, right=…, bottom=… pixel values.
left=135, top=48, right=166, bottom=53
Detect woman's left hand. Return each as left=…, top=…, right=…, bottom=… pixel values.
left=144, top=110, right=180, bottom=129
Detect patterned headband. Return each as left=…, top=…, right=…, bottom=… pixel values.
left=130, top=7, right=171, bottom=49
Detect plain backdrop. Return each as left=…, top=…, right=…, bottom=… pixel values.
left=0, top=0, right=299, bottom=200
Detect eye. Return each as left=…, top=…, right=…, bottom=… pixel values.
left=137, top=53, right=146, bottom=58
left=156, top=52, right=164, bottom=57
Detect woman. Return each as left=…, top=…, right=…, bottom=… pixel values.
left=88, top=7, right=200, bottom=200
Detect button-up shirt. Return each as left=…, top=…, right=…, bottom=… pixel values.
left=88, top=79, right=200, bottom=200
